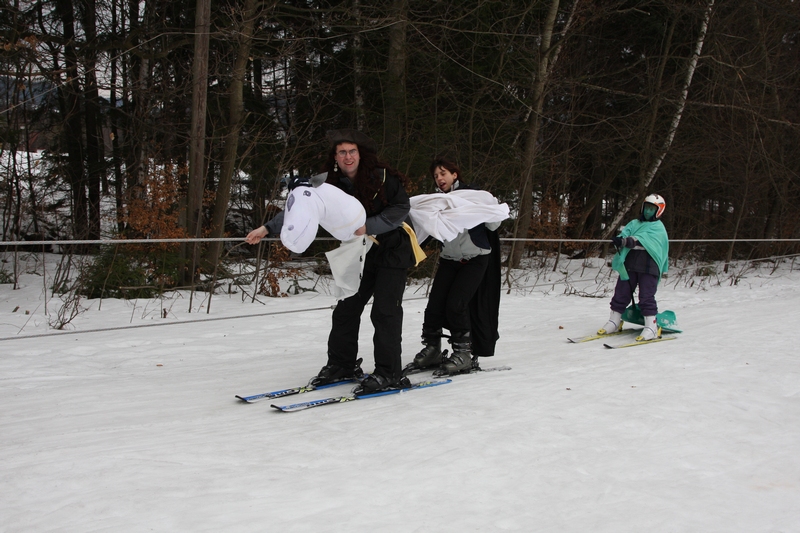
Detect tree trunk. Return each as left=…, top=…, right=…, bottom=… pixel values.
left=353, top=0, right=366, bottom=131
left=204, top=0, right=260, bottom=268
left=123, top=0, right=146, bottom=225
left=80, top=0, right=103, bottom=241
left=602, top=0, right=716, bottom=238
left=573, top=13, right=676, bottom=242
left=751, top=0, right=790, bottom=249
left=185, top=0, right=211, bottom=279
left=110, top=0, right=125, bottom=234
left=508, top=0, right=567, bottom=269
left=570, top=160, right=616, bottom=239
left=54, top=0, right=89, bottom=243
left=383, top=0, right=408, bottom=158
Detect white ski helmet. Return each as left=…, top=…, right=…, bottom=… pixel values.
left=642, top=193, right=666, bottom=220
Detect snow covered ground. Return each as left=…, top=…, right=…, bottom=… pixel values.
left=1, top=253, right=799, bottom=532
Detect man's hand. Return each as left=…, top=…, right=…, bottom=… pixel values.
left=245, top=226, right=268, bottom=245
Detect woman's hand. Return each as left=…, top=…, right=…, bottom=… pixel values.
left=354, top=224, right=367, bottom=236
left=245, top=226, right=268, bottom=244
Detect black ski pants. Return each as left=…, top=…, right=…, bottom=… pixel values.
left=423, top=255, right=489, bottom=338
left=327, top=254, right=407, bottom=379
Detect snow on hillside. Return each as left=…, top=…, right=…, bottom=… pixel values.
left=1, top=253, right=799, bottom=532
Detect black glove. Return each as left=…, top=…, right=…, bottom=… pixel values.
left=610, top=236, right=623, bottom=248
left=287, top=175, right=311, bottom=190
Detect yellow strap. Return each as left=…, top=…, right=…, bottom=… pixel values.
left=401, top=222, right=427, bottom=266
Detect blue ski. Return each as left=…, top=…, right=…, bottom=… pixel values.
left=235, top=377, right=361, bottom=403
left=270, top=379, right=452, bottom=412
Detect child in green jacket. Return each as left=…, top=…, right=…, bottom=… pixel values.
left=599, top=194, right=669, bottom=341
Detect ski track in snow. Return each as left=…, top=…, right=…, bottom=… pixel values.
left=1, top=257, right=799, bottom=532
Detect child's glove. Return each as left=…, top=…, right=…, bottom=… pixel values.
left=611, top=236, right=638, bottom=249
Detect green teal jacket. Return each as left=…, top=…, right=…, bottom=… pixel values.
left=611, top=219, right=669, bottom=282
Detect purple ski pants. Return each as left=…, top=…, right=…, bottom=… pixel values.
left=610, top=271, right=659, bottom=316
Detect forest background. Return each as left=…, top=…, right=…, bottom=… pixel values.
left=1, top=0, right=799, bottom=295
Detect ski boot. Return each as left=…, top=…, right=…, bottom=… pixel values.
left=636, top=316, right=661, bottom=341
left=598, top=310, right=623, bottom=335
left=470, top=355, right=482, bottom=372
left=310, top=357, right=364, bottom=387
left=407, top=327, right=444, bottom=373
left=353, top=373, right=411, bottom=396
left=439, top=332, right=473, bottom=375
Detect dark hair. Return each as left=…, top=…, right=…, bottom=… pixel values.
left=323, top=143, right=408, bottom=215
left=326, top=129, right=378, bottom=154
left=429, top=156, right=461, bottom=183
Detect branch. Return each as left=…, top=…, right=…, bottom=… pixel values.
left=603, top=0, right=717, bottom=237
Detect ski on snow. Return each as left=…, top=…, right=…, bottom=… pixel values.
left=567, top=329, right=639, bottom=343
left=603, top=335, right=677, bottom=349
left=402, top=362, right=512, bottom=377
left=432, top=365, right=511, bottom=377
left=402, top=350, right=512, bottom=377
left=270, top=378, right=452, bottom=412
left=235, top=377, right=362, bottom=403
left=240, top=360, right=509, bottom=405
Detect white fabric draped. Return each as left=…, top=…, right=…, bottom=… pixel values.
left=325, top=236, right=374, bottom=300
left=408, top=189, right=509, bottom=243
left=280, top=183, right=366, bottom=253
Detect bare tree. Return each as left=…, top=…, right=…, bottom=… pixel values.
left=185, top=0, right=211, bottom=280
left=204, top=0, right=263, bottom=268
left=602, top=0, right=716, bottom=237
left=383, top=0, right=408, bottom=158
left=508, top=0, right=580, bottom=268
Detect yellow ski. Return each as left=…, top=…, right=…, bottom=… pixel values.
left=603, top=335, right=677, bottom=349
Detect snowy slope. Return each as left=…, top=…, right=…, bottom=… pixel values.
left=1, top=255, right=798, bottom=532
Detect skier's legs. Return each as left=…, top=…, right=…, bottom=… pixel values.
left=327, top=262, right=376, bottom=368
left=422, top=259, right=459, bottom=332
left=610, top=275, right=636, bottom=314
left=636, top=273, right=659, bottom=316
left=370, top=266, right=407, bottom=378
left=443, top=255, right=489, bottom=335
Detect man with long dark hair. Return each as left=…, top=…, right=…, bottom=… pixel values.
left=246, top=129, right=416, bottom=394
